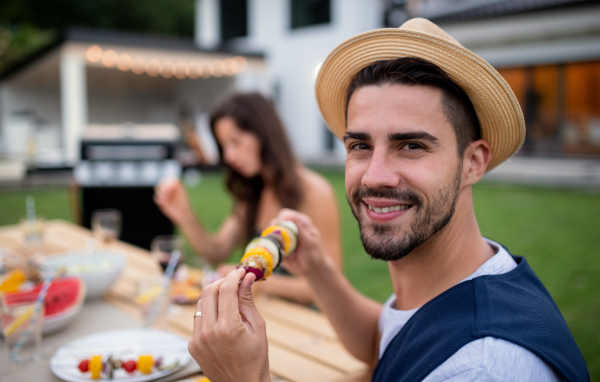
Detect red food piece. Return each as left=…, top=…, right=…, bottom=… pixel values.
left=237, top=265, right=264, bottom=281
left=78, top=359, right=90, bottom=373
left=123, top=360, right=137, bottom=373
left=4, top=277, right=84, bottom=316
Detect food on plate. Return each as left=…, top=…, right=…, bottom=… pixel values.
left=77, top=354, right=179, bottom=379
left=0, top=269, right=28, bottom=293
left=237, top=221, right=298, bottom=281
left=0, top=252, right=42, bottom=284
left=170, top=282, right=201, bottom=304
left=1, top=277, right=85, bottom=335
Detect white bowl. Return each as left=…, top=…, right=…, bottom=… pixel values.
left=43, top=302, right=83, bottom=335
left=42, top=251, right=127, bottom=300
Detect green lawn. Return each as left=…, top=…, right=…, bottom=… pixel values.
left=1, top=169, right=598, bottom=377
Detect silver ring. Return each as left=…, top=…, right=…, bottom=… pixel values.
left=193, top=311, right=202, bottom=318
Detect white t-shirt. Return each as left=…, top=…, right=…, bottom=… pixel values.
left=378, top=239, right=563, bottom=381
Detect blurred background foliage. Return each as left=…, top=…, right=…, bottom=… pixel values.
left=0, top=0, right=195, bottom=73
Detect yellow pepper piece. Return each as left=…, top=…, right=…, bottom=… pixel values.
left=89, top=355, right=103, bottom=379
left=0, top=269, right=27, bottom=293
left=138, top=354, right=154, bottom=374
left=241, top=247, right=274, bottom=279
left=261, top=226, right=292, bottom=254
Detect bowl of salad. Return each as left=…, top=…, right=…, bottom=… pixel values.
left=42, top=251, right=127, bottom=300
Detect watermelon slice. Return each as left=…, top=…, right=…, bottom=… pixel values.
left=3, top=277, right=86, bottom=334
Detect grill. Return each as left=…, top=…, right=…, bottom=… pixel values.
left=74, top=124, right=181, bottom=249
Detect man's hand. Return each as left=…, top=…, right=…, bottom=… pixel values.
left=188, top=268, right=270, bottom=382
left=274, top=209, right=332, bottom=278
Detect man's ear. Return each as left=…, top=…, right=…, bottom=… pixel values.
left=462, top=139, right=491, bottom=186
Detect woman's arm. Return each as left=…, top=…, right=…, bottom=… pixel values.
left=298, top=167, right=343, bottom=268
left=154, top=179, right=243, bottom=264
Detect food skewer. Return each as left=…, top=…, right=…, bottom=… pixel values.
left=237, top=221, right=298, bottom=281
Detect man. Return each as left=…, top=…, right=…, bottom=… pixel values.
left=188, top=18, right=589, bottom=381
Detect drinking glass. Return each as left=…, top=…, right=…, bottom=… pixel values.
left=20, top=217, right=45, bottom=246
left=150, top=235, right=184, bottom=274
left=91, top=209, right=122, bottom=244
left=0, top=293, right=44, bottom=364
left=135, top=278, right=171, bottom=329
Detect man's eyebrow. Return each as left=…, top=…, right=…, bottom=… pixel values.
left=343, top=131, right=370, bottom=142
left=389, top=131, right=439, bottom=143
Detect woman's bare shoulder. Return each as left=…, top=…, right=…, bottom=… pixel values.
left=297, top=166, right=338, bottom=205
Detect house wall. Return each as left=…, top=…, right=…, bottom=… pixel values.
left=0, top=83, right=62, bottom=163
left=439, top=5, right=600, bottom=68
left=195, top=0, right=600, bottom=161
left=196, top=0, right=383, bottom=164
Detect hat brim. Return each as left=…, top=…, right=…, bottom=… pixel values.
left=315, top=27, right=525, bottom=171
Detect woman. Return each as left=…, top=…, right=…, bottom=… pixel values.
left=154, top=92, right=341, bottom=304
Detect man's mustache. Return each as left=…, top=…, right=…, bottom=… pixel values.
left=350, top=187, right=422, bottom=206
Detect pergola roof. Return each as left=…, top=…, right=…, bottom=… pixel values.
left=0, top=27, right=265, bottom=85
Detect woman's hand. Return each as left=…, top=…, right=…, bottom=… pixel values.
left=154, top=179, right=194, bottom=225
left=189, top=268, right=270, bottom=382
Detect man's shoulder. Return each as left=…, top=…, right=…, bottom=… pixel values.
left=424, top=337, right=562, bottom=382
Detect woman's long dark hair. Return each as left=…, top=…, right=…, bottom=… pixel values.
left=209, top=92, right=303, bottom=241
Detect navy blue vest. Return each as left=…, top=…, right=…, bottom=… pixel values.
left=372, top=256, right=589, bottom=382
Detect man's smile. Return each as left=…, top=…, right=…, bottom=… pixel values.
left=367, top=204, right=411, bottom=213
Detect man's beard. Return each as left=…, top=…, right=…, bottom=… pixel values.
left=348, top=166, right=462, bottom=262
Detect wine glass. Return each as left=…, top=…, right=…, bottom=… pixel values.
left=91, top=209, right=122, bottom=245
left=150, top=235, right=184, bottom=274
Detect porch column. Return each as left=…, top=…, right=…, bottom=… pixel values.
left=195, top=0, right=220, bottom=48
left=60, top=49, right=87, bottom=164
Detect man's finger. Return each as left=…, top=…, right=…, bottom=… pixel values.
left=216, top=268, right=246, bottom=320
left=237, top=272, right=262, bottom=327
left=199, top=277, right=225, bottom=329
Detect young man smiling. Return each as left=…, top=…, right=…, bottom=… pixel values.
left=188, top=18, right=589, bottom=382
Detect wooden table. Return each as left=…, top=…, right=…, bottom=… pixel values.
left=0, top=220, right=371, bottom=382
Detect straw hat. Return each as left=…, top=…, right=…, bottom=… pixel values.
left=315, top=17, right=525, bottom=171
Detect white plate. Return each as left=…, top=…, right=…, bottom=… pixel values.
left=49, top=328, right=193, bottom=382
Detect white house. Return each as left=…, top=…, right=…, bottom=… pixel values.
left=1, top=0, right=599, bottom=181
left=194, top=0, right=600, bottom=161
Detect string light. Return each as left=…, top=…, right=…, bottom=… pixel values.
left=86, top=45, right=103, bottom=63
left=131, top=57, right=147, bottom=75
left=160, top=60, right=174, bottom=78
left=147, top=59, right=161, bottom=77
left=174, top=61, right=187, bottom=79
left=187, top=61, right=199, bottom=79
left=101, top=50, right=118, bottom=68
left=117, top=54, right=133, bottom=71
left=85, top=45, right=250, bottom=79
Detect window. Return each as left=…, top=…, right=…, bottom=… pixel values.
left=290, top=0, right=331, bottom=29
left=498, top=60, right=600, bottom=156
left=220, top=0, right=248, bottom=41
left=324, top=123, right=335, bottom=152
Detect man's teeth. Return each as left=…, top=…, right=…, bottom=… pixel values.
left=368, top=204, right=410, bottom=213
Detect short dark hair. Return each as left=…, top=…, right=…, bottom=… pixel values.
left=346, top=57, right=480, bottom=155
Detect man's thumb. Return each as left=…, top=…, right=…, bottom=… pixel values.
left=237, top=273, right=262, bottom=324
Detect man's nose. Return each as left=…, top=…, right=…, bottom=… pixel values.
left=361, top=150, right=401, bottom=189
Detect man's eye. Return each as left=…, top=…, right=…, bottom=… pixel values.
left=403, top=142, right=425, bottom=151
left=349, top=143, right=369, bottom=151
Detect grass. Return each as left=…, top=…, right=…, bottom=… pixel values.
left=1, top=169, right=598, bottom=377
